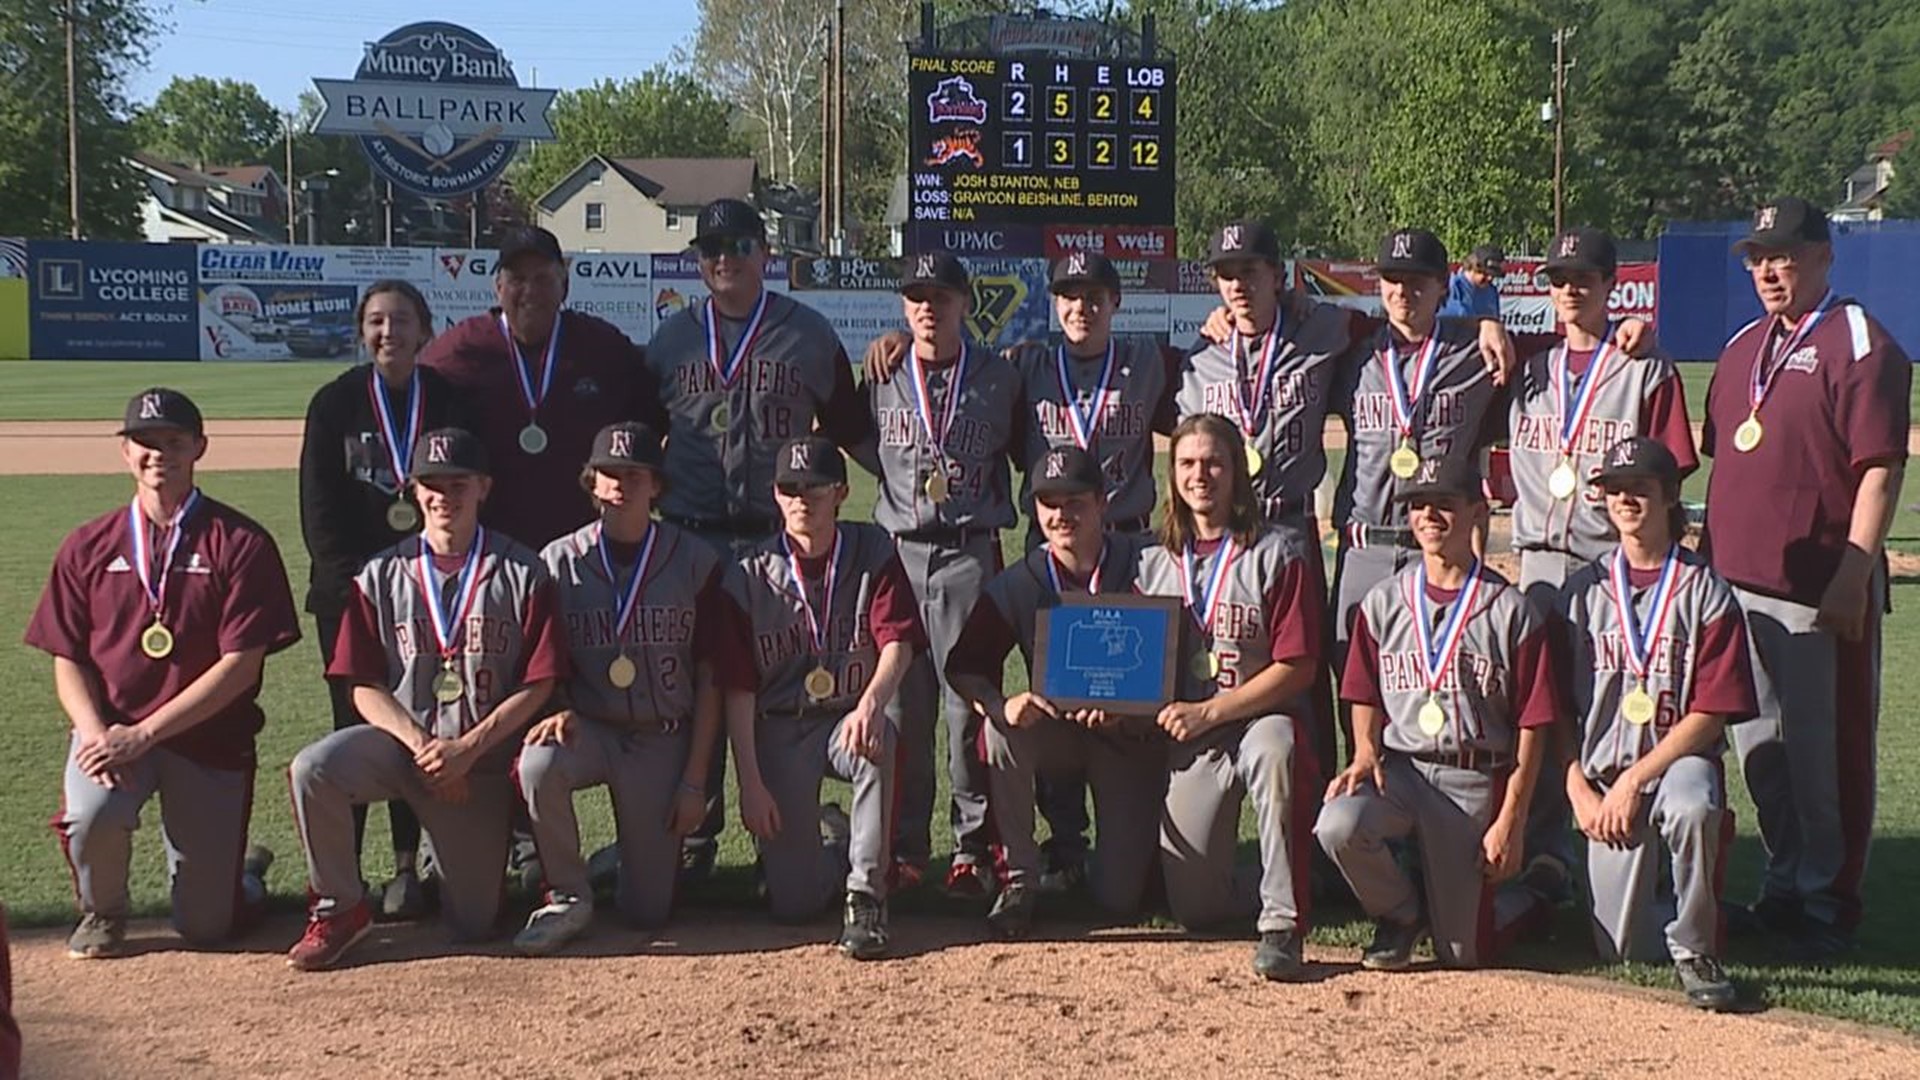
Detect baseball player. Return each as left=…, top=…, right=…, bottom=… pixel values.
left=1136, top=415, right=1325, bottom=981
left=1701, top=197, right=1909, bottom=959
left=299, top=278, right=476, bottom=921
left=513, top=422, right=727, bottom=953
left=850, top=252, right=1021, bottom=895
left=647, top=199, right=874, bottom=884
left=28, top=389, right=300, bottom=959
left=286, top=427, right=568, bottom=971
left=946, top=446, right=1165, bottom=936
left=1560, top=436, right=1757, bottom=1011
left=712, top=437, right=925, bottom=960
left=0, top=906, right=15, bottom=1078
left=1316, top=455, right=1558, bottom=970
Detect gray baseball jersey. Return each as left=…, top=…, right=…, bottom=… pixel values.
left=1176, top=297, right=1357, bottom=521
left=1133, top=526, right=1323, bottom=702
left=868, top=346, right=1021, bottom=533
left=1334, top=321, right=1503, bottom=529
left=539, top=520, right=724, bottom=730
left=1509, top=344, right=1696, bottom=561
left=1010, top=336, right=1170, bottom=524
left=1560, top=547, right=1758, bottom=783
left=960, top=533, right=1147, bottom=674
left=646, top=291, right=869, bottom=526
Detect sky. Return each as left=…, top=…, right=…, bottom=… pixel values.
left=127, top=0, right=705, bottom=111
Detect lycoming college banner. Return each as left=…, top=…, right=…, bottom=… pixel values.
left=28, top=241, right=200, bottom=361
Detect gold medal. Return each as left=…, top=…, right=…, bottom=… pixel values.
left=1390, top=441, right=1421, bottom=479
left=431, top=663, right=465, bottom=704
left=139, top=621, right=174, bottom=660
left=1190, top=650, right=1222, bottom=682
left=1548, top=459, right=1578, bottom=500
left=925, top=470, right=950, bottom=504
left=1732, top=413, right=1763, bottom=453
left=1622, top=685, right=1657, bottom=727
left=386, top=499, right=420, bottom=532
left=710, top=400, right=732, bottom=434
left=518, top=423, right=549, bottom=455
left=608, top=654, right=638, bottom=689
left=1417, top=695, right=1447, bottom=737
left=804, top=666, right=835, bottom=702
left=1245, top=444, right=1263, bottom=477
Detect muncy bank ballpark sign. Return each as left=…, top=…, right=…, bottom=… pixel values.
left=312, top=22, right=555, bottom=199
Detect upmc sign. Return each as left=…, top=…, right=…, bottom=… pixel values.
left=312, top=22, right=556, bottom=199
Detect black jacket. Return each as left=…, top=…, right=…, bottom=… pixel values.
left=298, top=363, right=478, bottom=616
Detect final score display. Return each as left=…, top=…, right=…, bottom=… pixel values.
left=907, top=53, right=1176, bottom=228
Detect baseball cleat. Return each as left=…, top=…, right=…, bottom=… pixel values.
left=678, top=842, right=718, bottom=888
left=1252, top=930, right=1305, bottom=982
left=66, top=912, right=126, bottom=960
left=1675, top=955, right=1737, bottom=1011
left=944, top=859, right=992, bottom=898
left=838, top=890, right=889, bottom=960
left=287, top=901, right=373, bottom=972
left=586, top=844, right=622, bottom=892
left=379, top=869, right=429, bottom=922
left=1360, top=918, right=1425, bottom=971
left=514, top=895, right=593, bottom=957
left=889, top=859, right=927, bottom=893
left=985, top=883, right=1035, bottom=939
left=1034, top=855, right=1087, bottom=896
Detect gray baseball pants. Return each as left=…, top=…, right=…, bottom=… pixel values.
left=756, top=709, right=894, bottom=920
left=1584, top=756, right=1732, bottom=963
left=517, top=720, right=691, bottom=927
left=289, top=726, right=514, bottom=941
left=682, top=524, right=774, bottom=856
left=1516, top=548, right=1585, bottom=882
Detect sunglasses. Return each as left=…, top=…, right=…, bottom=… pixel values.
left=697, top=236, right=760, bottom=259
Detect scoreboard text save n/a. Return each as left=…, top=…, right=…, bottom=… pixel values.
left=907, top=54, right=1176, bottom=228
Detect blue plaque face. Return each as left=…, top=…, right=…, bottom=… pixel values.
left=1032, top=593, right=1181, bottom=713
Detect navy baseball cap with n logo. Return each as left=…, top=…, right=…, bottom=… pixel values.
left=1206, top=220, right=1280, bottom=267
left=1393, top=455, right=1484, bottom=503
left=1030, top=445, right=1105, bottom=498
left=411, top=427, right=490, bottom=479
left=1048, top=251, right=1122, bottom=295
left=118, top=387, right=204, bottom=438
left=694, top=198, right=765, bottom=243
left=775, top=436, right=847, bottom=488
left=588, top=421, right=664, bottom=471
left=1590, top=435, right=1680, bottom=487
left=1734, top=196, right=1831, bottom=252
left=898, top=252, right=971, bottom=294
left=1377, top=228, right=1449, bottom=278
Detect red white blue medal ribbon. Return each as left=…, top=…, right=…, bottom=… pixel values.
left=1046, top=542, right=1106, bottom=596
left=1055, top=342, right=1115, bottom=450
left=1750, top=290, right=1834, bottom=413
left=597, top=522, right=659, bottom=643
left=498, top=315, right=558, bottom=422
left=782, top=526, right=842, bottom=657
left=1380, top=331, right=1443, bottom=441
left=704, top=290, right=769, bottom=390
left=368, top=368, right=423, bottom=487
left=128, top=488, right=202, bottom=618
left=1229, top=322, right=1282, bottom=440
left=1410, top=559, right=1484, bottom=696
left=1609, top=545, right=1682, bottom=685
left=906, top=345, right=969, bottom=462
left=414, top=528, right=488, bottom=661
left=1553, top=324, right=1616, bottom=456
left=1181, top=538, right=1239, bottom=636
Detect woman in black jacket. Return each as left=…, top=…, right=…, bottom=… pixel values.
left=298, top=279, right=474, bottom=920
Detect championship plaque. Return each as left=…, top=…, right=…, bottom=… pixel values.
left=1031, top=593, right=1181, bottom=713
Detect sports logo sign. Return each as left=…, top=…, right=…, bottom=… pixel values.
left=312, top=22, right=556, bottom=199
left=927, top=77, right=989, bottom=124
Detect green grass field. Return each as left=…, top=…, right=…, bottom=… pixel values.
left=2, top=453, right=1919, bottom=1033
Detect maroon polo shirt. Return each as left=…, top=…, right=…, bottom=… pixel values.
left=25, top=496, right=302, bottom=770
left=1701, top=300, right=1911, bottom=604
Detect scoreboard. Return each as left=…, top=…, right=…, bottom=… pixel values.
left=906, top=53, right=1176, bottom=228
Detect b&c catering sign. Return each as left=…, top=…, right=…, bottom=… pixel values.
left=311, top=22, right=555, bottom=199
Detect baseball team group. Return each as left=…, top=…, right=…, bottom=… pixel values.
left=25, top=193, right=1908, bottom=1014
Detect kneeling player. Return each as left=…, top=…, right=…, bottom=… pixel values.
left=715, top=438, right=924, bottom=959
left=1138, top=415, right=1324, bottom=980
left=1561, top=437, right=1756, bottom=1010
left=287, top=428, right=567, bottom=970
left=513, top=423, right=726, bottom=954
left=946, top=446, right=1164, bottom=936
left=1315, top=457, right=1557, bottom=969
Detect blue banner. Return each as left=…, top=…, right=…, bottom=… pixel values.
left=28, top=241, right=199, bottom=360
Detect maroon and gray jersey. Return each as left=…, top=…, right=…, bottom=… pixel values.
left=868, top=347, right=1022, bottom=533
left=1340, top=563, right=1558, bottom=762
left=646, top=292, right=872, bottom=528
left=1133, top=526, right=1325, bottom=701
left=945, top=533, right=1147, bottom=682
left=1334, top=321, right=1503, bottom=529
left=329, top=531, right=569, bottom=745
left=540, top=520, right=725, bottom=731
left=1509, top=344, right=1697, bottom=560
left=1009, top=336, right=1172, bottom=525
left=1561, top=546, right=1758, bottom=783
left=716, top=523, right=926, bottom=715
left=1175, top=297, right=1357, bottom=521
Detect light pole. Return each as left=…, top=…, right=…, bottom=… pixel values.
left=1548, top=26, right=1576, bottom=237
left=298, top=168, right=340, bottom=246
left=284, top=114, right=296, bottom=243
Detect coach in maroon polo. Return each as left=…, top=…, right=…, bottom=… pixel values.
left=1701, top=196, right=1910, bottom=960
left=419, top=225, right=668, bottom=550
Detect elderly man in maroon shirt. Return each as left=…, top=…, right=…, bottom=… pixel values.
left=1701, top=197, right=1910, bottom=961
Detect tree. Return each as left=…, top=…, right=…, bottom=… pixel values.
left=506, top=67, right=749, bottom=210
left=1881, top=130, right=1920, bottom=220
left=692, top=0, right=832, bottom=186
left=0, top=0, right=155, bottom=239
left=134, top=76, right=281, bottom=168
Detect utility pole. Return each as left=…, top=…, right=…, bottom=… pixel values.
left=284, top=115, right=296, bottom=244
left=832, top=0, right=846, bottom=255
left=65, top=0, right=81, bottom=239
left=1550, top=26, right=1575, bottom=237
left=819, top=33, right=832, bottom=249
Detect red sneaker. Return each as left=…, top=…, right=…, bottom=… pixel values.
left=287, top=900, right=372, bottom=972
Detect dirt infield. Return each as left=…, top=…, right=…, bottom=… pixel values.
left=12, top=913, right=1919, bottom=1078
left=0, top=420, right=306, bottom=474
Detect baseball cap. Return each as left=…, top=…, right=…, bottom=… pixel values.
left=1543, top=227, right=1619, bottom=276
left=1377, top=228, right=1449, bottom=278
left=1734, top=196, right=1831, bottom=252
left=587, top=421, right=664, bottom=471
left=1589, top=436, right=1680, bottom=488
left=694, top=198, right=766, bottom=244
left=118, top=387, right=204, bottom=438
left=1030, top=445, right=1106, bottom=499
left=1206, top=220, right=1281, bottom=267
left=410, top=428, right=490, bottom=479
left=497, top=225, right=564, bottom=268
left=1049, top=251, right=1122, bottom=295
left=898, top=252, right=971, bottom=294
left=1393, top=455, right=1485, bottom=503
left=1467, top=244, right=1506, bottom=272
left=774, top=436, right=847, bottom=488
